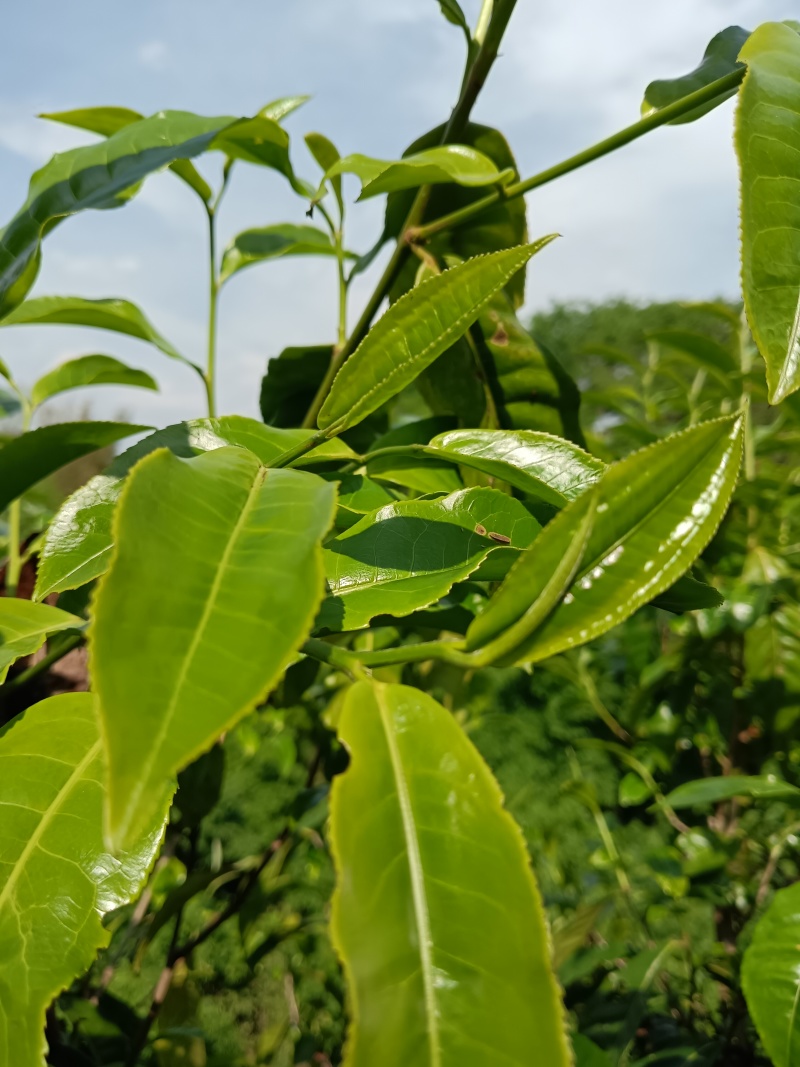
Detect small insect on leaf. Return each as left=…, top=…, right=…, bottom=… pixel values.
left=489, top=531, right=511, bottom=544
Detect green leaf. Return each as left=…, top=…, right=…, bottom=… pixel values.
left=572, top=1035, right=614, bottom=1067
left=737, top=23, right=800, bottom=403
left=330, top=680, right=571, bottom=1067
left=424, top=428, right=603, bottom=507
left=305, top=132, right=343, bottom=211
left=220, top=223, right=342, bottom=284
left=665, top=775, right=800, bottom=810
left=2, top=295, right=193, bottom=370
left=745, top=603, right=800, bottom=691
left=0, top=692, right=168, bottom=1067
left=322, top=145, right=513, bottom=200
left=35, top=416, right=355, bottom=600
left=0, top=111, right=243, bottom=313
left=90, top=446, right=336, bottom=849
left=259, top=95, right=311, bottom=122
left=437, top=0, right=470, bottom=35
left=38, top=106, right=214, bottom=202
left=743, top=880, right=800, bottom=1067
left=647, top=329, right=737, bottom=389
left=0, top=598, right=82, bottom=683
left=215, top=116, right=310, bottom=196
left=260, top=345, right=331, bottom=427
left=0, top=421, right=149, bottom=514
left=466, top=415, right=743, bottom=660
left=318, top=487, right=539, bottom=632
left=651, top=575, right=724, bottom=613
left=366, top=454, right=463, bottom=496
left=642, top=26, right=751, bottom=123
left=318, top=239, right=555, bottom=432
left=31, top=354, right=157, bottom=408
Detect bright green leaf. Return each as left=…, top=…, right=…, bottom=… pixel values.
left=305, top=132, right=343, bottom=211
left=91, top=446, right=336, bottom=849
left=330, top=680, right=571, bottom=1067
left=35, top=416, right=355, bottom=600
left=259, top=95, right=311, bottom=122
left=318, top=487, right=539, bottom=632
left=318, top=239, right=555, bottom=432
left=0, top=598, right=82, bottom=683
left=737, top=23, right=800, bottom=403
left=0, top=693, right=168, bottom=1067
left=31, top=354, right=157, bottom=408
left=666, top=775, right=800, bottom=809
left=743, top=881, right=800, bottom=1067
left=0, top=421, right=149, bottom=514
left=2, top=295, right=193, bottom=370
left=220, top=223, right=342, bottom=284
left=642, top=26, right=751, bottom=123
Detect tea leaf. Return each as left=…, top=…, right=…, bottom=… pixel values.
left=31, top=355, right=157, bottom=408
left=0, top=599, right=83, bottom=683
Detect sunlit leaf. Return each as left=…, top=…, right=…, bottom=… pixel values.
left=259, top=95, right=311, bottom=122
left=91, top=446, right=336, bottom=849
left=0, top=693, right=169, bottom=1067
left=330, top=680, right=571, bottom=1067
left=0, top=598, right=82, bottom=683
left=31, top=354, right=157, bottom=408
left=318, top=239, right=555, bottom=432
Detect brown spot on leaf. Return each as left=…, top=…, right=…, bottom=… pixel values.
left=488, top=531, right=511, bottom=544
left=491, top=325, right=509, bottom=345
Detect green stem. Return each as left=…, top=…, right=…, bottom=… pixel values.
left=302, top=637, right=472, bottom=670
left=300, top=0, right=519, bottom=429
left=6, top=397, right=32, bottom=597
left=410, top=67, right=746, bottom=244
left=205, top=207, right=219, bottom=419
left=267, top=428, right=338, bottom=470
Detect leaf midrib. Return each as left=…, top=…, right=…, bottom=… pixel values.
left=376, top=684, right=441, bottom=1067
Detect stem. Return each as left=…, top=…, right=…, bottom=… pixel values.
left=205, top=207, right=219, bottom=419
left=301, top=0, right=519, bottom=429
left=302, top=637, right=472, bottom=670
left=5, top=398, right=32, bottom=597
left=410, top=67, right=746, bottom=243
left=267, top=427, right=337, bottom=469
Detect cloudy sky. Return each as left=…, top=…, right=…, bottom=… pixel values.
left=0, top=0, right=789, bottom=427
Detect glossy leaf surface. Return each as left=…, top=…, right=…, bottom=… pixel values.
left=319, top=487, right=539, bottom=632
left=642, top=26, right=750, bottom=123
left=467, top=416, right=743, bottom=659
left=0, top=693, right=168, bottom=1067
left=737, top=23, right=800, bottom=403
left=742, top=881, right=800, bottom=1067
left=425, top=428, right=604, bottom=507
left=0, top=421, right=148, bottom=514
left=322, top=145, right=512, bottom=200
left=35, top=417, right=354, bottom=600
left=665, top=775, right=800, bottom=809
left=330, top=680, right=570, bottom=1067
left=0, top=599, right=82, bottom=683
left=31, top=354, right=157, bottom=408
left=2, top=295, right=190, bottom=367
left=0, top=111, right=240, bottom=313
left=318, top=240, right=554, bottom=432
left=220, top=223, right=341, bottom=284
left=91, top=446, right=336, bottom=849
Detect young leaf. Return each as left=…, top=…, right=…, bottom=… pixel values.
left=466, top=415, right=743, bottom=659
left=318, top=239, right=555, bottom=432
left=2, top=295, right=193, bottom=370
left=665, top=775, right=800, bottom=810
left=437, top=0, right=471, bottom=37
left=35, top=417, right=354, bottom=600
left=305, top=132, right=343, bottom=210
left=742, top=881, right=800, bottom=1067
left=0, top=421, right=149, bottom=514
left=330, top=680, right=571, bottom=1067
left=642, top=26, right=751, bottom=123
left=0, top=693, right=169, bottom=1067
left=215, top=116, right=310, bottom=195
left=91, top=446, right=336, bottom=850
left=424, top=428, right=604, bottom=507
left=220, top=223, right=342, bottom=284
left=259, top=95, right=311, bottom=122
left=322, top=145, right=513, bottom=201
left=0, top=111, right=242, bottom=314
left=737, top=22, right=800, bottom=403
left=0, top=598, right=83, bottom=683
left=31, top=354, right=157, bottom=408
left=39, top=106, right=214, bottom=203
left=318, top=487, right=540, bottom=631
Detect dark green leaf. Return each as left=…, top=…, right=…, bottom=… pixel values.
left=220, top=223, right=341, bottom=284
left=31, top=355, right=157, bottom=408
left=745, top=604, right=800, bottom=691
left=330, top=680, right=571, bottom=1067
left=260, top=345, right=331, bottom=427
left=437, top=0, right=470, bottom=35
left=91, top=446, right=337, bottom=849
left=737, top=22, right=800, bottom=403
left=305, top=132, right=343, bottom=210
left=215, top=116, right=310, bottom=196
left=666, top=775, right=800, bottom=809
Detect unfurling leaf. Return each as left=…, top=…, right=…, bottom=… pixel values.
left=90, top=446, right=336, bottom=850
left=743, top=880, right=800, bottom=1066
left=0, top=693, right=169, bottom=1067
left=737, top=22, right=800, bottom=403
left=318, top=239, right=555, bottom=432
left=31, top=355, right=157, bottom=408
left=0, top=599, right=83, bottom=683
left=35, top=416, right=354, bottom=600
left=330, top=680, right=571, bottom=1067
left=642, top=26, right=751, bottom=123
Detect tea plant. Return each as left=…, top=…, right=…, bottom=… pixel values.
left=0, top=5, right=799, bottom=1065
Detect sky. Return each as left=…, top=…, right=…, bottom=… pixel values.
left=0, top=0, right=789, bottom=428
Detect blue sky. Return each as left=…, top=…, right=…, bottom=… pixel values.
left=0, top=0, right=790, bottom=427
